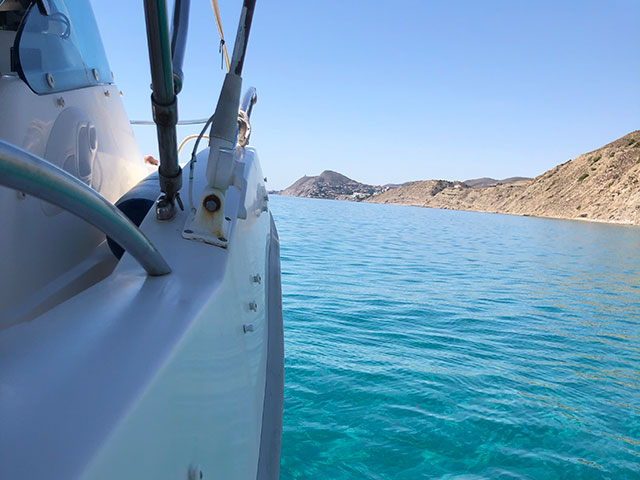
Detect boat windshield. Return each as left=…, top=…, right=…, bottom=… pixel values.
left=15, top=0, right=111, bottom=94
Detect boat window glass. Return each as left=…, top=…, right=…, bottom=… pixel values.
left=15, top=0, right=111, bottom=94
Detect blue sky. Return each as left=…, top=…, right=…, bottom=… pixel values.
left=91, top=0, right=639, bottom=189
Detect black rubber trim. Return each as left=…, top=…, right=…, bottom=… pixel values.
left=256, top=214, right=284, bottom=480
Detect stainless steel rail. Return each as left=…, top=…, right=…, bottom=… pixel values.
left=0, top=140, right=171, bottom=276
left=131, top=118, right=209, bottom=126
left=237, top=87, right=257, bottom=147
left=240, top=87, right=257, bottom=118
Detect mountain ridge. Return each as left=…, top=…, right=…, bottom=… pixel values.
left=274, top=131, right=640, bottom=225
left=276, top=170, right=391, bottom=200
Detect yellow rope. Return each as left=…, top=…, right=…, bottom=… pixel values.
left=178, top=134, right=209, bottom=155
left=210, top=0, right=230, bottom=72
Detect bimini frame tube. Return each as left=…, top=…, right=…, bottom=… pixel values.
left=170, top=0, right=190, bottom=93
left=205, top=0, right=257, bottom=188
left=229, top=0, right=257, bottom=77
left=143, top=0, right=183, bottom=220
left=0, top=140, right=171, bottom=276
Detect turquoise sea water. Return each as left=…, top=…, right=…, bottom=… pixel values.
left=270, top=196, right=640, bottom=479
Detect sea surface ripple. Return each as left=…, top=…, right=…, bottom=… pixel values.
left=270, top=196, right=640, bottom=479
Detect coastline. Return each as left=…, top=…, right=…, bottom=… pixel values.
left=275, top=130, right=640, bottom=227
left=273, top=193, right=640, bottom=227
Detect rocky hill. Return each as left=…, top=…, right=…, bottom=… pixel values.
left=368, top=131, right=640, bottom=225
left=277, top=170, right=391, bottom=200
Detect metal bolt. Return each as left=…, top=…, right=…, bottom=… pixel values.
left=203, top=194, right=221, bottom=212
left=249, top=302, right=257, bottom=312
left=104, top=90, right=110, bottom=97
left=243, top=324, right=254, bottom=333
left=252, top=274, right=261, bottom=284
left=56, top=97, right=65, bottom=107
left=92, top=68, right=99, bottom=81
left=45, top=73, right=54, bottom=88
left=264, top=177, right=268, bottom=182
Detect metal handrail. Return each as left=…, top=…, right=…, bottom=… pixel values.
left=240, top=87, right=257, bottom=118
left=0, top=140, right=171, bottom=276
left=131, top=118, right=210, bottom=126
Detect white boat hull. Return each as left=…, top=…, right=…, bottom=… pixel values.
left=0, top=147, right=283, bottom=479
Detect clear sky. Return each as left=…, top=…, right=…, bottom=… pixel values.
left=91, top=0, right=639, bottom=190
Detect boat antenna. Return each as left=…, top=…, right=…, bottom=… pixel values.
left=142, top=0, right=191, bottom=220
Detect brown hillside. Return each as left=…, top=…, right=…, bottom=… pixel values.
left=368, top=131, right=640, bottom=225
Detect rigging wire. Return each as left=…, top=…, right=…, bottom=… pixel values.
left=210, top=0, right=230, bottom=72
left=130, top=118, right=210, bottom=126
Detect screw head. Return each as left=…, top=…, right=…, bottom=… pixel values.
left=203, top=194, right=221, bottom=212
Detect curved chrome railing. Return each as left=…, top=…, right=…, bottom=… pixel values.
left=240, top=86, right=257, bottom=118
left=0, top=140, right=171, bottom=276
